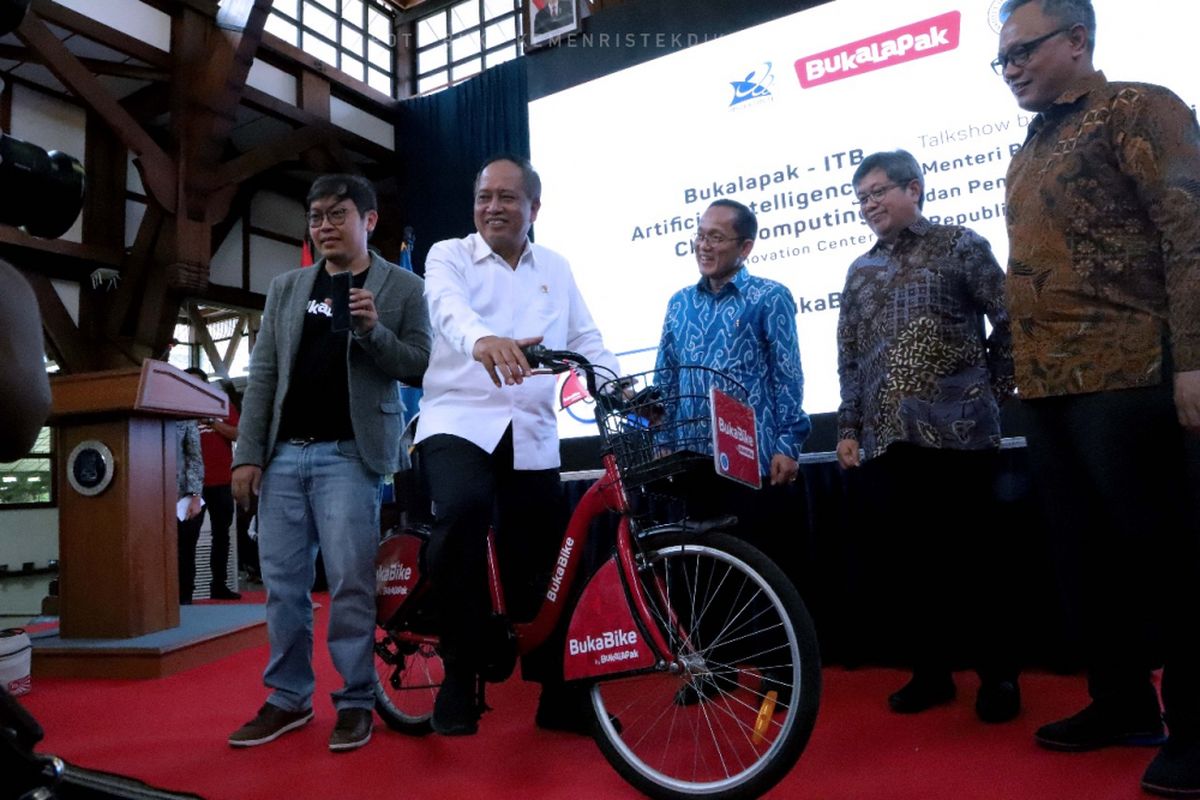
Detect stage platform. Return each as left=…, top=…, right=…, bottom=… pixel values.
left=28, top=603, right=267, bottom=679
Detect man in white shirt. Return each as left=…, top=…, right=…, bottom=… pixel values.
left=417, top=155, right=620, bottom=736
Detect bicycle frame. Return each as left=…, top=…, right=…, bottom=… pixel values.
left=510, top=453, right=676, bottom=677
left=378, top=450, right=679, bottom=682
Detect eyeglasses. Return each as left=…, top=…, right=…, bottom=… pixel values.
left=853, top=183, right=901, bottom=206
left=990, top=27, right=1071, bottom=75
left=694, top=231, right=743, bottom=246
left=307, top=206, right=351, bottom=228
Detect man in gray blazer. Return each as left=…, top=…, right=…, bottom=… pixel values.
left=228, top=174, right=431, bottom=752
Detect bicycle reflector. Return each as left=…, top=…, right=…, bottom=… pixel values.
left=753, top=690, right=779, bottom=744
left=0, top=133, right=86, bottom=240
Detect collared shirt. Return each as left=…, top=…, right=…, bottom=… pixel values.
left=416, top=232, right=620, bottom=470
left=655, top=267, right=810, bottom=476
left=1005, top=70, right=1200, bottom=397
left=199, top=403, right=239, bottom=487
left=836, top=218, right=1013, bottom=460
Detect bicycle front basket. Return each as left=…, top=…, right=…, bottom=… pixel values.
left=596, top=366, right=751, bottom=494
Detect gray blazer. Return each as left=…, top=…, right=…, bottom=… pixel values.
left=234, top=252, right=431, bottom=476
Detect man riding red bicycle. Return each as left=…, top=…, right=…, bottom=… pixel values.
left=415, top=155, right=621, bottom=736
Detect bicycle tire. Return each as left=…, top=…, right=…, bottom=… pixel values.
left=372, top=627, right=442, bottom=735
left=590, top=531, right=820, bottom=800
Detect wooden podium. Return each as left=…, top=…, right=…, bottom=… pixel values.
left=49, top=361, right=228, bottom=639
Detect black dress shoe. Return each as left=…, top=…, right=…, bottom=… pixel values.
left=210, top=585, right=242, bottom=600
left=1143, top=738, right=1200, bottom=798
left=432, top=668, right=480, bottom=736
left=976, top=679, right=1021, bottom=723
left=1035, top=702, right=1165, bottom=751
left=888, top=674, right=956, bottom=714
left=536, top=683, right=595, bottom=735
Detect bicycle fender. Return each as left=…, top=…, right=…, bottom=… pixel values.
left=563, top=557, right=658, bottom=681
left=634, top=516, right=739, bottom=541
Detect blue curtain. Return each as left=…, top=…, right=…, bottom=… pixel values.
left=399, top=59, right=531, bottom=276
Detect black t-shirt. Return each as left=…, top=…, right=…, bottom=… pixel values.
left=276, top=266, right=369, bottom=442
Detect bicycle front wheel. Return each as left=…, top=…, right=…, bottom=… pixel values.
left=590, top=531, right=820, bottom=800
left=373, top=627, right=442, bottom=735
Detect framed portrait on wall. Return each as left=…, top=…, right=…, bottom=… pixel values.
left=525, top=0, right=581, bottom=50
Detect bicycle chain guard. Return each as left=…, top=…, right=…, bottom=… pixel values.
left=563, top=558, right=658, bottom=681
left=375, top=528, right=427, bottom=626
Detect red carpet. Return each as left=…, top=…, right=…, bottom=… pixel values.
left=16, top=593, right=1162, bottom=799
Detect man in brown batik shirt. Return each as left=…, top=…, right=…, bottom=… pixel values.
left=998, top=1, right=1200, bottom=796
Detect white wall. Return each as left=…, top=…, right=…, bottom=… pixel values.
left=209, top=192, right=305, bottom=291
left=0, top=508, right=58, bottom=570
left=331, top=97, right=394, bottom=150
left=55, top=0, right=171, bottom=52
left=250, top=236, right=302, bottom=294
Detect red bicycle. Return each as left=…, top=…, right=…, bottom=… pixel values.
left=372, top=348, right=820, bottom=800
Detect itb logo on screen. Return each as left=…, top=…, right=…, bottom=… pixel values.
left=795, top=11, right=961, bottom=89
left=728, top=62, right=774, bottom=108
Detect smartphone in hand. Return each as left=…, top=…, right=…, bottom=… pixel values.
left=330, top=270, right=351, bottom=332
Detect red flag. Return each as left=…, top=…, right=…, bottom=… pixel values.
left=301, top=238, right=314, bottom=267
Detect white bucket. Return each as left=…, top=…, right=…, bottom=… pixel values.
left=0, top=628, right=32, bottom=696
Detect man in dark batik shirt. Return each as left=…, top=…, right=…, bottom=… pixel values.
left=836, top=149, right=1018, bottom=725
left=998, top=1, right=1200, bottom=795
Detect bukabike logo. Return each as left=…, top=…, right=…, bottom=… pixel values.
left=795, top=11, right=961, bottom=89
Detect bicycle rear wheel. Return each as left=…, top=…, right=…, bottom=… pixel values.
left=590, top=531, right=820, bottom=800
left=373, top=627, right=442, bottom=735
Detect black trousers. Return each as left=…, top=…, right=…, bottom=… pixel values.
left=1023, top=383, right=1200, bottom=735
left=864, top=443, right=1017, bottom=682
left=420, top=428, right=568, bottom=683
left=674, top=474, right=810, bottom=591
left=236, top=503, right=260, bottom=577
left=177, top=511, right=203, bottom=603
left=201, top=484, right=235, bottom=590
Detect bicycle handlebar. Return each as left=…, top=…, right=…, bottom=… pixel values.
left=521, top=344, right=612, bottom=397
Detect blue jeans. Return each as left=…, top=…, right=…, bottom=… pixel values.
left=257, top=440, right=383, bottom=712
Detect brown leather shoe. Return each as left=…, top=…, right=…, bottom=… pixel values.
left=229, top=703, right=313, bottom=747
left=328, top=707, right=373, bottom=752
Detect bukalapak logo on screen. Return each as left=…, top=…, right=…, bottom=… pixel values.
left=795, top=11, right=961, bottom=89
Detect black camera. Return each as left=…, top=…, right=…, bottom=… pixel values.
left=0, top=0, right=84, bottom=241
left=0, top=133, right=85, bottom=240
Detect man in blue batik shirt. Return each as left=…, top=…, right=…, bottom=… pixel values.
left=655, top=199, right=811, bottom=571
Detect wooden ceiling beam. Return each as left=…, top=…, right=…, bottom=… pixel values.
left=186, top=302, right=229, bottom=381
left=17, top=12, right=178, bottom=213
left=199, top=0, right=274, bottom=155
left=0, top=44, right=169, bottom=81
left=242, top=86, right=396, bottom=164
left=119, top=81, right=171, bottom=122
left=258, top=35, right=397, bottom=116
left=30, top=0, right=170, bottom=68
left=20, top=269, right=99, bottom=372
left=215, top=125, right=327, bottom=187
left=0, top=227, right=123, bottom=273
left=137, top=0, right=219, bottom=18
left=107, top=202, right=165, bottom=341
